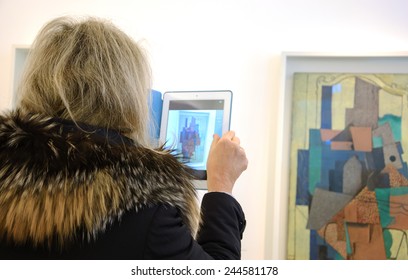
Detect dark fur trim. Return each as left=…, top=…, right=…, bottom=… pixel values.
left=0, top=110, right=200, bottom=247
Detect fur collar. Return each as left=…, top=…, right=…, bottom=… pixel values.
left=0, top=110, right=200, bottom=247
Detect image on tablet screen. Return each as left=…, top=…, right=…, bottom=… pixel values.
left=164, top=100, right=224, bottom=171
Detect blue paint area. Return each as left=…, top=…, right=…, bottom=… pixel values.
left=318, top=137, right=366, bottom=193
left=321, top=86, right=333, bottom=129
left=309, top=230, right=319, bottom=259
left=326, top=242, right=340, bottom=260
left=400, top=161, right=408, bottom=179
left=330, top=160, right=345, bottom=193
left=308, top=128, right=367, bottom=195
left=308, top=129, right=323, bottom=195
left=296, top=150, right=310, bottom=205
left=332, top=83, right=342, bottom=93
left=365, top=147, right=385, bottom=171
left=310, top=230, right=339, bottom=260
left=396, top=142, right=408, bottom=178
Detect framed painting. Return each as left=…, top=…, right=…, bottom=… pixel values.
left=268, top=53, right=408, bottom=260
left=289, top=72, right=408, bottom=259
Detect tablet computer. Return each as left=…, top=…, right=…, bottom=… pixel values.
left=159, top=90, right=232, bottom=189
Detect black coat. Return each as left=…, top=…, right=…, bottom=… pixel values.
left=0, top=111, right=246, bottom=259
left=0, top=193, right=245, bottom=259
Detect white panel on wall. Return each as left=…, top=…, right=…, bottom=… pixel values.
left=12, top=46, right=29, bottom=107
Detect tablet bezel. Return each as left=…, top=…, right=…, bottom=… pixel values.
left=159, top=90, right=232, bottom=189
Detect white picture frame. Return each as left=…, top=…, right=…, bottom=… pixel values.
left=268, top=52, right=408, bottom=259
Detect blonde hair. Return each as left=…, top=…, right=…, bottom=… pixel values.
left=17, top=16, right=152, bottom=146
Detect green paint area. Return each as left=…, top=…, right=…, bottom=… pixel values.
left=375, top=187, right=408, bottom=227
left=344, top=222, right=352, bottom=255
left=308, top=129, right=322, bottom=195
left=383, top=230, right=392, bottom=259
left=373, top=115, right=401, bottom=148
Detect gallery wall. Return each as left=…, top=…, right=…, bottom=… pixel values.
left=1, top=0, right=408, bottom=259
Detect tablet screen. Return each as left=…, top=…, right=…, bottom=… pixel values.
left=160, top=91, right=232, bottom=183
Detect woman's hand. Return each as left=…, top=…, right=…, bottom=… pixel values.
left=206, top=131, right=248, bottom=194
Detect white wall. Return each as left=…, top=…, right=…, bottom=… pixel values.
left=1, top=0, right=408, bottom=259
